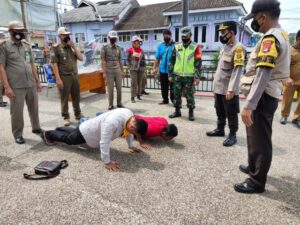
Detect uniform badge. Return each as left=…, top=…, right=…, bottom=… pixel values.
left=262, top=40, right=274, bottom=53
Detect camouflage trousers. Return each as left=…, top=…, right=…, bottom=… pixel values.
left=173, top=76, right=195, bottom=109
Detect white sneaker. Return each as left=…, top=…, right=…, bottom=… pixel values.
left=63, top=118, right=71, bottom=126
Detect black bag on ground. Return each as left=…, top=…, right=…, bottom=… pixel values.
left=23, top=160, right=68, bottom=180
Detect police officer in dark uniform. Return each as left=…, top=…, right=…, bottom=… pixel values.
left=235, top=0, right=290, bottom=193
left=51, top=27, right=84, bottom=126
left=206, top=21, right=245, bottom=147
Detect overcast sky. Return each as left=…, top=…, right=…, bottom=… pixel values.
left=85, top=0, right=300, bottom=33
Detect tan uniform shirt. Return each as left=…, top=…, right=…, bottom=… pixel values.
left=101, top=44, right=123, bottom=71
left=0, top=40, right=35, bottom=89
left=50, top=43, right=78, bottom=76
left=290, top=45, right=300, bottom=85
left=213, top=40, right=245, bottom=95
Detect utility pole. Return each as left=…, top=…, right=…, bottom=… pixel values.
left=182, top=0, right=189, bottom=27
left=20, top=0, right=27, bottom=29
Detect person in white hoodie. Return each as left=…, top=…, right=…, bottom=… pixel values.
left=41, top=108, right=148, bottom=171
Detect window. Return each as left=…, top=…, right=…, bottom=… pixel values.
left=194, top=26, right=198, bottom=43
left=75, top=33, right=85, bottom=43
left=154, top=29, right=164, bottom=41
left=136, top=31, right=149, bottom=41
left=215, top=25, right=219, bottom=42
left=94, top=34, right=107, bottom=43
left=175, top=27, right=179, bottom=42
left=47, top=34, right=56, bottom=43
left=202, top=26, right=207, bottom=43
left=118, top=32, right=131, bottom=42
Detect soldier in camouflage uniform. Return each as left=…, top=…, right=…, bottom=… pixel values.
left=168, top=27, right=202, bottom=121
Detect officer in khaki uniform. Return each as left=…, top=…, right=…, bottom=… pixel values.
left=168, top=27, right=202, bottom=121
left=0, top=21, right=42, bottom=144
left=51, top=27, right=84, bottom=126
left=101, top=30, right=125, bottom=110
left=280, top=30, right=300, bottom=128
left=235, top=0, right=290, bottom=194
left=206, top=21, right=245, bottom=147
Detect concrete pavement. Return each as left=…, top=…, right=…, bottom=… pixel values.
left=0, top=87, right=299, bottom=225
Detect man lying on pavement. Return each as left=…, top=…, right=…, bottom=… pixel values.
left=40, top=108, right=148, bottom=171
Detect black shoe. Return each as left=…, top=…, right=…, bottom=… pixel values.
left=188, top=108, right=194, bottom=121
left=169, top=108, right=181, bottom=118
left=158, top=101, right=168, bottom=105
left=0, top=101, right=7, bottom=107
left=32, top=129, right=42, bottom=134
left=239, top=165, right=250, bottom=174
left=292, top=119, right=300, bottom=128
left=206, top=129, right=225, bottom=137
left=131, top=97, right=136, bottom=103
left=15, top=137, right=25, bottom=144
left=223, top=134, right=237, bottom=147
left=141, top=90, right=149, bottom=95
left=137, top=95, right=142, bottom=100
left=234, top=181, right=265, bottom=194
left=117, top=104, right=125, bottom=108
left=280, top=117, right=288, bottom=125
left=108, top=106, right=114, bottom=110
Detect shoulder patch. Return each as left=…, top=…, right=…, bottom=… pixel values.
left=257, top=36, right=278, bottom=68
left=234, top=45, right=245, bottom=67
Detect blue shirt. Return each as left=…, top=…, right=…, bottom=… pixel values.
left=155, top=42, right=175, bottom=74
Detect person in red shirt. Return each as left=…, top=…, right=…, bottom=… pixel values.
left=134, top=115, right=178, bottom=146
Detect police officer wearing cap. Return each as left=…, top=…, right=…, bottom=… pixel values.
left=234, top=0, right=290, bottom=194
left=168, top=26, right=202, bottom=121
left=206, top=21, right=245, bottom=147
left=101, top=30, right=125, bottom=110
left=0, top=21, right=42, bottom=144
left=51, top=27, right=84, bottom=126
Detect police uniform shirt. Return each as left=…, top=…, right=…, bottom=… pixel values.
left=245, top=27, right=291, bottom=110
left=0, top=40, right=35, bottom=89
left=101, top=44, right=122, bottom=71
left=50, top=43, right=78, bottom=76
left=213, top=40, right=245, bottom=95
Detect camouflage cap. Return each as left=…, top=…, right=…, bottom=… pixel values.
left=181, top=26, right=192, bottom=37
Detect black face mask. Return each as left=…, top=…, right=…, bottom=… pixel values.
left=109, top=38, right=117, bottom=45
left=251, top=20, right=261, bottom=32
left=164, top=37, right=171, bottom=43
left=63, top=36, right=71, bottom=43
left=220, top=32, right=232, bottom=44
left=182, top=37, right=190, bottom=44
left=13, top=32, right=25, bottom=41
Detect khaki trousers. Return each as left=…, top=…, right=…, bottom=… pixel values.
left=59, top=75, right=81, bottom=119
left=130, top=69, right=144, bottom=98
left=281, top=84, right=300, bottom=120
left=10, top=86, right=40, bottom=138
left=106, top=70, right=122, bottom=106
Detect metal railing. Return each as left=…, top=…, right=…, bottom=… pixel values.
left=37, top=59, right=218, bottom=92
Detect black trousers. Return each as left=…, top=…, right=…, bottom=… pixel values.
left=214, top=94, right=239, bottom=133
left=46, top=126, right=86, bottom=145
left=160, top=73, right=174, bottom=103
left=246, top=93, right=278, bottom=188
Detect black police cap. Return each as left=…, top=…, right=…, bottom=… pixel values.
left=244, top=0, right=280, bottom=20
left=218, top=21, right=237, bottom=35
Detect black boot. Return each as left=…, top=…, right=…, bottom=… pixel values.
left=223, top=132, right=237, bottom=147
left=169, top=107, right=181, bottom=118
left=188, top=108, right=194, bottom=121
left=137, top=95, right=142, bottom=100
left=206, top=128, right=225, bottom=137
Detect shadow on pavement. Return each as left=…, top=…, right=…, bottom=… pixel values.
left=263, top=176, right=300, bottom=217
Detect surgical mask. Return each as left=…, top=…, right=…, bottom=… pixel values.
left=63, top=35, right=71, bottom=43
left=181, top=37, right=190, bottom=44
left=251, top=20, right=261, bottom=32
left=13, top=32, right=25, bottom=41
left=164, top=37, right=171, bottom=43
left=109, top=38, right=117, bottom=45
left=220, top=32, right=232, bottom=44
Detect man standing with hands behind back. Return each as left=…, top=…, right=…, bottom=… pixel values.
left=0, top=21, right=42, bottom=144
left=51, top=27, right=84, bottom=126
left=235, top=0, right=290, bottom=194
